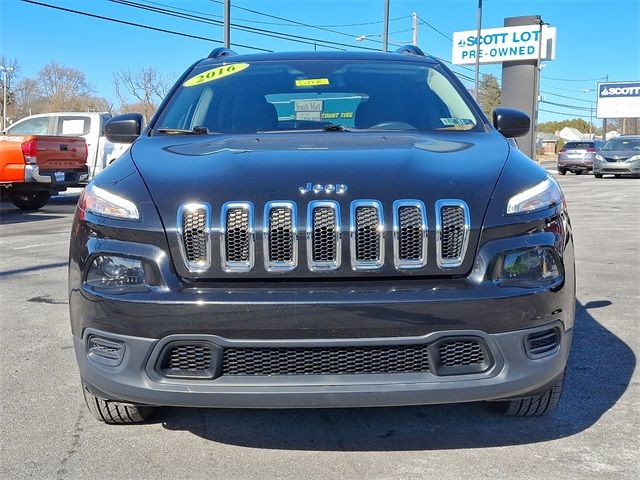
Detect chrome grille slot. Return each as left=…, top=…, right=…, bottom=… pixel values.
left=393, top=200, right=427, bottom=270
left=307, top=201, right=341, bottom=271
left=264, top=201, right=297, bottom=272
left=220, top=202, right=254, bottom=272
left=436, top=200, right=470, bottom=269
left=350, top=200, right=384, bottom=270
left=177, top=203, right=211, bottom=272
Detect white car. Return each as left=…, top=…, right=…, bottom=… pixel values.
left=4, top=112, right=130, bottom=181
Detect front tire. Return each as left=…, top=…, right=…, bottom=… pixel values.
left=9, top=191, right=51, bottom=210
left=491, top=372, right=565, bottom=417
left=557, top=167, right=566, bottom=175
left=594, top=173, right=603, bottom=178
left=83, top=386, right=156, bottom=424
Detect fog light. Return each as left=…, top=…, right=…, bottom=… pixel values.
left=86, top=255, right=146, bottom=289
left=493, top=249, right=560, bottom=286
left=87, top=335, right=124, bottom=366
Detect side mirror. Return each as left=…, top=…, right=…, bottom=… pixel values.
left=492, top=108, right=530, bottom=138
left=104, top=113, right=143, bottom=144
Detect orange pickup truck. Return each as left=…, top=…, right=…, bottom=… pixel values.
left=0, top=134, right=88, bottom=210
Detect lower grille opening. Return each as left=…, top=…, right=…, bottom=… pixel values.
left=222, top=344, right=431, bottom=376
left=159, top=344, right=215, bottom=378
left=525, top=328, right=560, bottom=358
left=433, top=339, right=491, bottom=375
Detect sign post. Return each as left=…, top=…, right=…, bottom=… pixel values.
left=453, top=16, right=555, bottom=159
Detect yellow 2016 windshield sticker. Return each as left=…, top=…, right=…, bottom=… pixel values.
left=183, top=63, right=250, bottom=87
left=295, top=78, right=330, bottom=87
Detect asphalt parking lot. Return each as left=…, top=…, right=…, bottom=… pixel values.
left=1, top=169, right=638, bottom=480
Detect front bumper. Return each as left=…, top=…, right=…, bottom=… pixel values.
left=594, top=160, right=640, bottom=175
left=69, top=206, right=575, bottom=408
left=77, top=322, right=571, bottom=408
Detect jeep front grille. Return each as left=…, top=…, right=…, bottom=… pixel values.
left=220, top=202, right=254, bottom=272
left=264, top=201, right=297, bottom=271
left=393, top=200, right=427, bottom=269
left=435, top=200, right=470, bottom=268
left=177, top=203, right=211, bottom=272
left=350, top=200, right=384, bottom=270
left=307, top=201, right=341, bottom=271
left=176, top=198, right=471, bottom=273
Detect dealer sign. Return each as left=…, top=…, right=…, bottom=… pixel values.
left=452, top=25, right=556, bottom=65
left=596, top=81, right=640, bottom=119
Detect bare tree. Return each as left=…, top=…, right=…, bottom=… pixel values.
left=113, top=67, right=173, bottom=121
left=12, top=78, right=40, bottom=117
left=35, top=61, right=96, bottom=112
left=0, top=56, right=20, bottom=122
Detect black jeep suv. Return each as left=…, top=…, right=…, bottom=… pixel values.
left=69, top=46, right=574, bottom=423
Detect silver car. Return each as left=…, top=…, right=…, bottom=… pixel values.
left=593, top=136, right=640, bottom=178
left=557, top=140, right=604, bottom=175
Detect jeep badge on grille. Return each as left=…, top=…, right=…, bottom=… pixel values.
left=299, top=183, right=348, bottom=194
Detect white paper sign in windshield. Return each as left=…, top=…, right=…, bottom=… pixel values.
left=596, top=82, right=640, bottom=119
left=452, top=25, right=556, bottom=65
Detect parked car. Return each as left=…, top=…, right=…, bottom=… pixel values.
left=593, top=135, right=640, bottom=178
left=556, top=140, right=604, bottom=175
left=0, top=133, right=87, bottom=209
left=70, top=46, right=574, bottom=424
left=4, top=112, right=129, bottom=181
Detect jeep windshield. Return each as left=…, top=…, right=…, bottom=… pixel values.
left=154, top=60, right=483, bottom=135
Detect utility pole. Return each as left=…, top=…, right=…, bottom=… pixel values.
left=532, top=16, right=544, bottom=158
left=382, top=0, right=389, bottom=52
left=602, top=74, right=608, bottom=141
left=0, top=66, right=12, bottom=131
left=412, top=12, right=418, bottom=46
left=473, top=0, right=483, bottom=101
left=223, top=0, right=231, bottom=48
left=2, top=69, right=7, bottom=131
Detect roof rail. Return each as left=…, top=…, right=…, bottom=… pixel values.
left=394, top=45, right=426, bottom=57
left=208, top=47, right=238, bottom=59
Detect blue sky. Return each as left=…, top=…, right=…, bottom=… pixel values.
left=1, top=0, right=639, bottom=125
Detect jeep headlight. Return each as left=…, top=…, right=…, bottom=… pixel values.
left=80, top=183, right=140, bottom=220
left=595, top=154, right=605, bottom=162
left=86, top=255, right=147, bottom=290
left=625, top=154, right=640, bottom=162
left=507, top=176, right=563, bottom=215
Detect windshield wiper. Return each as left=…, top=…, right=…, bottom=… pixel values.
left=156, top=126, right=210, bottom=135
left=322, top=124, right=351, bottom=132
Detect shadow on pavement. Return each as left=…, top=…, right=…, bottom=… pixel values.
left=0, top=261, right=68, bottom=277
left=160, top=301, right=635, bottom=450
left=0, top=194, right=79, bottom=225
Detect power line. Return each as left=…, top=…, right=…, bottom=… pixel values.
left=20, top=0, right=272, bottom=51
left=110, top=0, right=383, bottom=51
left=540, top=89, right=594, bottom=103
left=541, top=100, right=592, bottom=112
left=543, top=75, right=607, bottom=82
left=416, top=15, right=452, bottom=41
left=142, top=0, right=410, bottom=28
left=207, top=0, right=390, bottom=44
left=539, top=108, right=592, bottom=118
